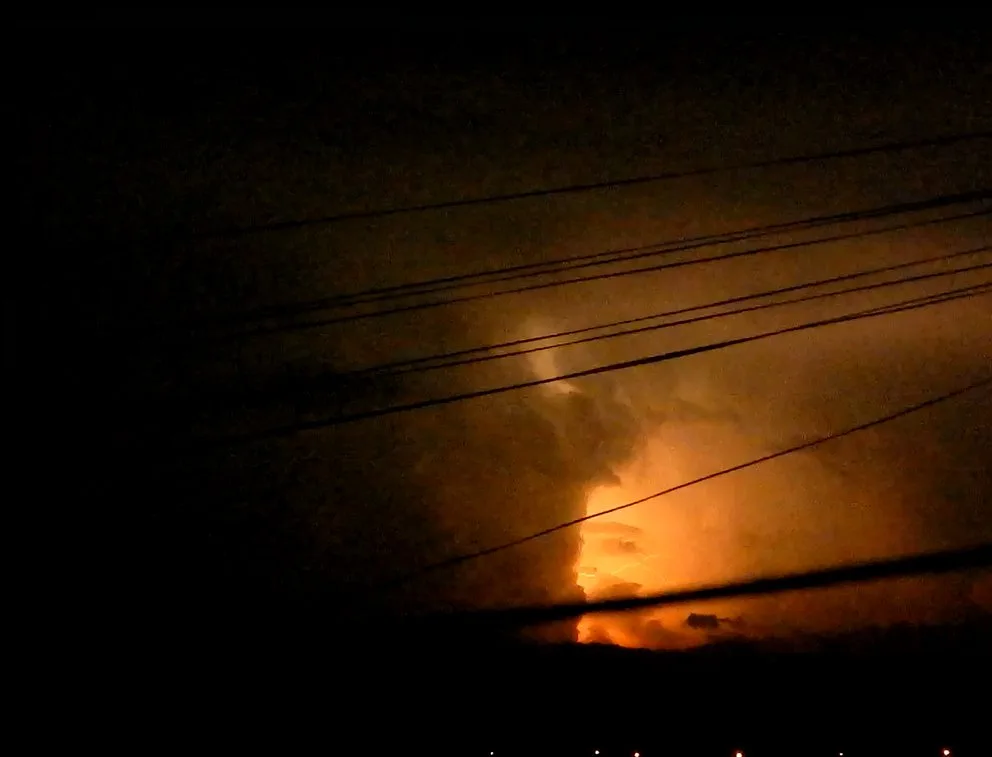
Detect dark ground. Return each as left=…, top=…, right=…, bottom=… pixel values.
left=50, top=611, right=987, bottom=752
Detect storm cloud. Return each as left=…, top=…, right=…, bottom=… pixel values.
left=27, top=29, right=991, bottom=650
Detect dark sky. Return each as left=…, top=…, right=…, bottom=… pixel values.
left=16, top=24, right=991, bottom=657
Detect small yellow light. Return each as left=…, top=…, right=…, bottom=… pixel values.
left=943, top=751, right=951, bottom=756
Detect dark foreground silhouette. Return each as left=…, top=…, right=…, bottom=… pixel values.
left=61, top=607, right=990, bottom=754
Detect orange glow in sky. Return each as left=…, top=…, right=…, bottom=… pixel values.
left=572, top=404, right=937, bottom=648
left=575, top=428, right=747, bottom=648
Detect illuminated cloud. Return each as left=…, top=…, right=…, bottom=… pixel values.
left=48, top=33, right=990, bottom=650
left=597, top=538, right=642, bottom=556
left=582, top=522, right=645, bottom=537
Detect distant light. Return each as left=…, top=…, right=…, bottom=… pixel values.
left=943, top=751, right=951, bottom=756
left=736, top=752, right=744, bottom=757
left=634, top=752, right=640, bottom=757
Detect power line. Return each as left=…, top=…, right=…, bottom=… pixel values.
left=861, top=282, right=991, bottom=314
left=204, top=282, right=990, bottom=445
left=127, top=191, right=990, bottom=343
left=210, top=188, right=992, bottom=321
left=191, top=129, right=992, bottom=239
left=157, top=261, right=989, bottom=421
left=366, top=260, right=990, bottom=376
left=417, top=542, right=992, bottom=631
left=381, top=376, right=991, bottom=595
left=348, top=246, right=992, bottom=378
left=405, top=261, right=991, bottom=373
left=215, top=204, right=989, bottom=339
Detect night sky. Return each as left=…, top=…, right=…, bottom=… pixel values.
left=15, top=21, right=992, bottom=750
